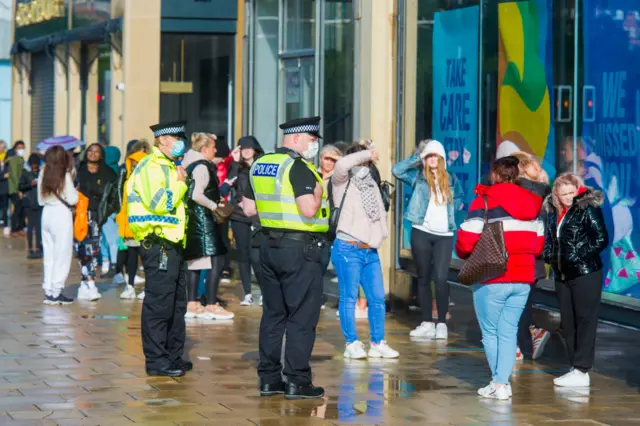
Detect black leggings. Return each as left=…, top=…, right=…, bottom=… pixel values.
left=26, top=208, right=42, bottom=251
left=10, top=193, right=25, bottom=233
left=116, top=249, right=128, bottom=274
left=231, top=220, right=262, bottom=296
left=126, top=247, right=140, bottom=286
left=0, top=194, right=9, bottom=225
left=220, top=222, right=232, bottom=272
left=187, top=255, right=225, bottom=303
left=410, top=228, right=453, bottom=323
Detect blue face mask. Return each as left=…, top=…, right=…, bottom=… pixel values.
left=170, top=139, right=185, bottom=158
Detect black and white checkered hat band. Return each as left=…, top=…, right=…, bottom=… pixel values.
left=154, top=126, right=185, bottom=137
left=283, top=124, right=320, bottom=135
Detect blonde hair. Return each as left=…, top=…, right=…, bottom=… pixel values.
left=552, top=172, right=584, bottom=212
left=423, top=156, right=452, bottom=204
left=191, top=133, right=216, bottom=152
left=512, top=151, right=548, bottom=183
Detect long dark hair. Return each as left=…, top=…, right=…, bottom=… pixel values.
left=41, top=146, right=68, bottom=197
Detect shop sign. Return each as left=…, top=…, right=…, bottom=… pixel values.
left=15, top=0, right=65, bottom=27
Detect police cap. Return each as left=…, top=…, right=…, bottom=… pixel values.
left=279, top=116, right=322, bottom=139
left=150, top=121, right=187, bottom=139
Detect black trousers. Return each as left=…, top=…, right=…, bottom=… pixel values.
left=187, top=255, right=225, bottom=303
left=0, top=194, right=9, bottom=224
left=126, top=246, right=141, bottom=286
left=258, top=236, right=326, bottom=386
left=26, top=207, right=42, bottom=251
left=231, top=220, right=261, bottom=296
left=220, top=221, right=232, bottom=273
left=116, top=249, right=128, bottom=275
left=10, top=193, right=25, bottom=233
left=410, top=228, right=453, bottom=323
left=556, top=270, right=603, bottom=372
left=517, top=286, right=535, bottom=356
left=140, top=242, right=187, bottom=370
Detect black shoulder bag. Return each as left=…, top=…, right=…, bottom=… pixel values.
left=328, top=179, right=351, bottom=241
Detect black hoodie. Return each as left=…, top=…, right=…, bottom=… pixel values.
left=229, top=137, right=264, bottom=224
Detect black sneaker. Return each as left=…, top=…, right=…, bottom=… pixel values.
left=43, top=295, right=58, bottom=305
left=220, top=270, right=232, bottom=283
left=284, top=382, right=325, bottom=399
left=56, top=294, right=74, bottom=305
left=28, top=251, right=39, bottom=259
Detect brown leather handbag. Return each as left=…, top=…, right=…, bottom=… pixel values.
left=212, top=200, right=233, bottom=224
left=457, top=195, right=508, bottom=285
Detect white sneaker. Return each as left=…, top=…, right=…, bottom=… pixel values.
left=321, top=304, right=326, bottom=310
left=137, top=291, right=145, bottom=300
left=240, top=294, right=253, bottom=306
left=478, top=382, right=512, bottom=398
left=435, top=323, right=448, bottom=339
left=3, top=227, right=10, bottom=237
left=478, top=382, right=510, bottom=400
left=77, top=282, right=94, bottom=300
left=410, top=322, right=436, bottom=338
left=554, top=369, right=590, bottom=387
left=368, top=341, right=399, bottom=359
left=101, top=261, right=110, bottom=275
left=344, top=341, right=367, bottom=359
left=125, top=274, right=145, bottom=285
left=120, top=285, right=136, bottom=300
left=87, top=281, right=102, bottom=301
left=113, top=273, right=125, bottom=285
left=259, top=296, right=263, bottom=306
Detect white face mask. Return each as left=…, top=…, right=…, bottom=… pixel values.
left=16, top=149, right=25, bottom=158
left=303, top=141, right=319, bottom=160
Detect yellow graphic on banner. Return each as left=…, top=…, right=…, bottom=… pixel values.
left=497, top=1, right=551, bottom=159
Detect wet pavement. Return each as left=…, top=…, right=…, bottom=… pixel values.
left=2, top=237, right=640, bottom=425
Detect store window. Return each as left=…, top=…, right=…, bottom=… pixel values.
left=251, top=0, right=279, bottom=150
left=323, top=0, right=354, bottom=143
left=285, top=0, right=316, bottom=51
left=160, top=33, right=234, bottom=141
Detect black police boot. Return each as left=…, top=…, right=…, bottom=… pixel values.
left=284, top=382, right=325, bottom=399
left=172, top=359, right=193, bottom=372
left=260, top=381, right=286, bottom=396
left=146, top=367, right=185, bottom=377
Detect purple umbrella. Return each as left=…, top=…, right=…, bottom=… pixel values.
left=36, top=136, right=85, bottom=152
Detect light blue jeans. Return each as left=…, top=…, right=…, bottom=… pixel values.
left=332, top=239, right=386, bottom=345
left=472, top=283, right=530, bottom=384
left=100, top=214, right=119, bottom=265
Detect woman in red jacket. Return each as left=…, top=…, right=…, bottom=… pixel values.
left=455, top=156, right=544, bottom=400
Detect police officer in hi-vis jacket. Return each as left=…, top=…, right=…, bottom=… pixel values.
left=242, top=116, right=330, bottom=399
left=127, top=121, right=191, bottom=377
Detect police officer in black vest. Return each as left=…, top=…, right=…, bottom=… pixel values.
left=242, top=117, right=329, bottom=399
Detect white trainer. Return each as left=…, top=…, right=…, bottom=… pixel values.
left=554, top=369, right=590, bottom=387
left=101, top=261, right=110, bottom=275
left=86, top=281, right=102, bottom=301
left=120, top=285, right=136, bottom=300
left=368, top=341, right=399, bottom=359
left=113, top=273, right=125, bottom=285
left=409, top=322, right=436, bottom=338
left=259, top=296, right=263, bottom=306
left=240, top=294, right=253, bottom=306
left=137, top=291, right=145, bottom=300
left=344, top=341, right=367, bottom=359
left=435, top=323, right=448, bottom=339
left=478, top=382, right=512, bottom=398
left=77, top=282, right=92, bottom=300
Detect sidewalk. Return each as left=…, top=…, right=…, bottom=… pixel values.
left=1, top=237, right=640, bottom=425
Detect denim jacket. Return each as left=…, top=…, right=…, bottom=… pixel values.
left=392, top=153, right=463, bottom=231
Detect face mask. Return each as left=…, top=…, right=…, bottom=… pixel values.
left=303, top=141, right=319, bottom=160
left=170, top=140, right=185, bottom=158
left=16, top=149, right=25, bottom=158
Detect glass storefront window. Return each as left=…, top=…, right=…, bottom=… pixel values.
left=323, top=0, right=354, bottom=143
left=282, top=57, right=315, bottom=121
left=285, top=0, right=316, bottom=51
left=160, top=34, right=234, bottom=140
left=251, top=0, right=279, bottom=150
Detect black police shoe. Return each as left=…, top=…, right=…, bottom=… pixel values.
left=146, top=367, right=185, bottom=377
left=172, top=359, right=193, bottom=372
left=284, top=382, right=325, bottom=399
left=260, top=381, right=286, bottom=396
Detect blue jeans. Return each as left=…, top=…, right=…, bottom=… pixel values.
left=100, top=214, right=119, bottom=265
left=472, top=283, right=530, bottom=384
left=332, top=239, right=386, bottom=344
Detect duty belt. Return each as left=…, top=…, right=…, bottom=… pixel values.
left=142, top=234, right=182, bottom=252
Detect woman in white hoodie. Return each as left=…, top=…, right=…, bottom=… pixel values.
left=392, top=140, right=463, bottom=339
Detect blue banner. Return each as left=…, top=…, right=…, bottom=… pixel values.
left=432, top=6, right=480, bottom=209
left=583, top=1, right=640, bottom=297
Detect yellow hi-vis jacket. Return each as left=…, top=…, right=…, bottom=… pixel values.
left=126, top=146, right=188, bottom=244
left=250, top=152, right=329, bottom=233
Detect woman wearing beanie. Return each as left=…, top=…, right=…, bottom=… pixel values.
left=392, top=139, right=463, bottom=340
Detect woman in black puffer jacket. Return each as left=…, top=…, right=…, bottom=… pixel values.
left=543, top=172, right=608, bottom=389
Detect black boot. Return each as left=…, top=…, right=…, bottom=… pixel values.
left=285, top=382, right=325, bottom=399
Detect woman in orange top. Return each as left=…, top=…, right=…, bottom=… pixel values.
left=116, top=151, right=148, bottom=299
